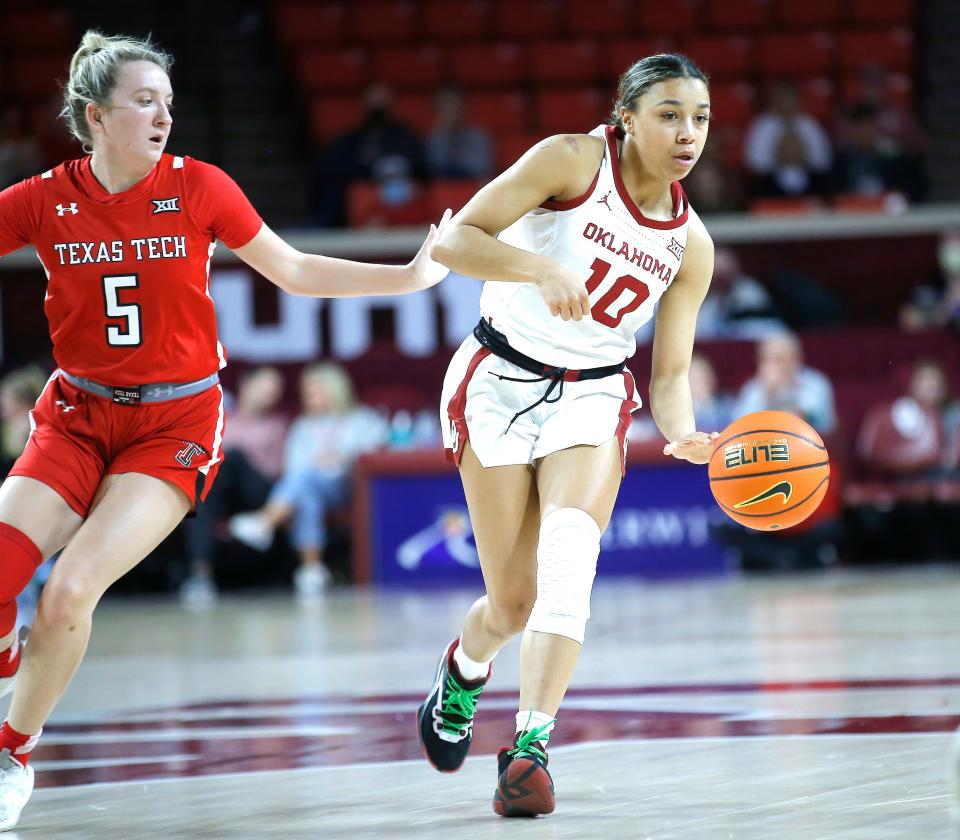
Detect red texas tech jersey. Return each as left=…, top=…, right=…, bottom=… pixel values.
left=0, top=154, right=263, bottom=385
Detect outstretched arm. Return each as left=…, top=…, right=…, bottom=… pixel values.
left=650, top=210, right=717, bottom=464
left=232, top=211, right=451, bottom=298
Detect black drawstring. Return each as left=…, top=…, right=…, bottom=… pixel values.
left=493, top=368, right=568, bottom=434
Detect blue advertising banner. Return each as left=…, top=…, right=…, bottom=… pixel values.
left=367, top=463, right=728, bottom=584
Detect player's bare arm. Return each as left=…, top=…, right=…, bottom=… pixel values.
left=431, top=134, right=605, bottom=321
left=232, top=211, right=451, bottom=298
left=650, top=208, right=718, bottom=464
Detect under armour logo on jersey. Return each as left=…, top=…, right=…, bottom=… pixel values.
left=667, top=237, right=685, bottom=261
left=596, top=191, right=613, bottom=211
left=56, top=203, right=78, bottom=216
left=175, top=441, right=205, bottom=467
left=55, top=399, right=76, bottom=413
left=151, top=196, right=180, bottom=214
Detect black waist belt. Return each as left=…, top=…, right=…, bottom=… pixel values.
left=472, top=318, right=626, bottom=433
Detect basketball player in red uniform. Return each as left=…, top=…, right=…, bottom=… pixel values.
left=416, top=55, right=719, bottom=817
left=0, top=31, right=447, bottom=830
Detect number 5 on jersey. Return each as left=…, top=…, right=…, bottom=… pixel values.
left=102, top=274, right=142, bottom=346
left=585, top=257, right=650, bottom=328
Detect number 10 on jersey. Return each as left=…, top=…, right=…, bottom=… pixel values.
left=585, top=257, right=650, bottom=328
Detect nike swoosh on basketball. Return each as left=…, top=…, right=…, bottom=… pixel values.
left=734, top=481, right=793, bottom=509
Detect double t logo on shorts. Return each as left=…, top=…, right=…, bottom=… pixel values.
left=175, top=441, right=205, bottom=467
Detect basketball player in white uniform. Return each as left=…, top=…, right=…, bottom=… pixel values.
left=417, top=55, right=719, bottom=817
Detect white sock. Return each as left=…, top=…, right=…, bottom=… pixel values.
left=452, top=637, right=491, bottom=682
left=516, top=709, right=556, bottom=744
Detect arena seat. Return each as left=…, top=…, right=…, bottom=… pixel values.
left=350, top=0, right=418, bottom=43
left=533, top=87, right=607, bottom=135
left=639, top=0, right=700, bottom=35
left=309, top=96, right=363, bottom=141
left=704, top=0, right=772, bottom=30
left=602, top=39, right=678, bottom=82
left=424, top=0, right=493, bottom=40
left=297, top=49, right=367, bottom=93
left=464, top=91, right=529, bottom=133
left=565, top=0, right=631, bottom=37
left=838, top=29, right=914, bottom=73
left=448, top=43, right=525, bottom=88
left=776, top=0, right=841, bottom=27
left=273, top=1, right=347, bottom=47
left=372, top=46, right=444, bottom=90
left=682, top=36, right=754, bottom=79
left=757, top=32, right=835, bottom=77
left=492, top=0, right=563, bottom=39
left=527, top=40, right=601, bottom=86
left=851, top=0, right=915, bottom=24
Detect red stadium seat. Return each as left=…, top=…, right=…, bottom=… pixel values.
left=309, top=96, right=363, bottom=141
left=448, top=43, right=525, bottom=88
left=492, top=0, right=563, bottom=39
left=682, top=36, right=754, bottom=79
left=776, top=0, right=840, bottom=26
left=527, top=40, right=601, bottom=86
left=851, top=0, right=914, bottom=24
left=273, top=1, right=348, bottom=47
left=639, top=0, right=700, bottom=35
left=372, top=46, right=443, bottom=90
left=706, top=81, right=757, bottom=129
left=494, top=131, right=543, bottom=171
left=427, top=179, right=486, bottom=217
left=9, top=52, right=70, bottom=99
left=841, top=72, right=913, bottom=109
left=758, top=32, right=835, bottom=77
left=797, top=77, right=835, bottom=123
left=296, top=49, right=368, bottom=93
left=833, top=193, right=901, bottom=213
left=748, top=197, right=824, bottom=215
left=533, top=88, right=607, bottom=135
left=838, top=29, right=914, bottom=73
left=0, top=9, right=72, bottom=48
left=424, top=1, right=493, bottom=40
left=465, top=91, right=529, bottom=133
left=393, top=93, right=435, bottom=134
left=347, top=182, right=431, bottom=227
left=350, top=0, right=417, bottom=43
left=565, top=0, right=631, bottom=37
left=603, top=38, right=679, bottom=83
left=705, top=0, right=772, bottom=30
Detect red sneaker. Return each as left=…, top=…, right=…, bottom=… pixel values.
left=492, top=727, right=555, bottom=817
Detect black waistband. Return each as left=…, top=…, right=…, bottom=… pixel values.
left=473, top=319, right=625, bottom=381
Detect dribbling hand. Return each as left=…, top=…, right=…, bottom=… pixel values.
left=663, top=431, right=720, bottom=464
left=408, top=208, right=454, bottom=291
left=536, top=265, right=592, bottom=321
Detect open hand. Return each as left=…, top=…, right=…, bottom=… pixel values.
left=408, top=208, right=453, bottom=291
left=663, top=431, right=720, bottom=464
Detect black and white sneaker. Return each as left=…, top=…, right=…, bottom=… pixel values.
left=416, top=639, right=490, bottom=773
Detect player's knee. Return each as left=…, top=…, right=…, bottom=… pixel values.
left=487, top=594, right=536, bottom=637
left=526, top=507, right=601, bottom=645
left=36, top=575, right=97, bottom=627
left=0, top=523, right=43, bottom=617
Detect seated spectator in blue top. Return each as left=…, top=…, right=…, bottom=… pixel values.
left=427, top=86, right=492, bottom=180
left=734, top=332, right=837, bottom=435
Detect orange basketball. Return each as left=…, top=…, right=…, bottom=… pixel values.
left=708, top=410, right=830, bottom=531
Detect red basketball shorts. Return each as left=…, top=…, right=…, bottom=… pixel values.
left=8, top=372, right=225, bottom=516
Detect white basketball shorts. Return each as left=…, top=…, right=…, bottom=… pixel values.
left=440, top=334, right=640, bottom=473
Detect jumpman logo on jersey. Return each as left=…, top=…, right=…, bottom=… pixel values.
left=55, top=399, right=76, bottom=413
left=667, top=237, right=685, bottom=261
left=175, top=441, right=205, bottom=467
left=596, top=191, right=613, bottom=211
left=56, top=203, right=78, bottom=216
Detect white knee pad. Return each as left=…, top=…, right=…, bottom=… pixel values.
left=526, top=507, right=601, bottom=644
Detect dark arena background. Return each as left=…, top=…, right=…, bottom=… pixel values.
left=1, top=1, right=959, bottom=837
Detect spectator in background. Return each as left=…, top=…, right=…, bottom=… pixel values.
left=743, top=81, right=832, bottom=199
left=427, top=86, right=492, bottom=180
left=0, top=107, right=40, bottom=191
left=696, top=246, right=785, bottom=340
left=313, top=83, right=429, bottom=228
left=842, top=64, right=928, bottom=159
left=905, top=359, right=960, bottom=471
left=681, top=141, right=742, bottom=214
left=0, top=366, right=47, bottom=477
left=229, top=362, right=386, bottom=598
left=734, top=332, right=837, bottom=434
left=900, top=229, right=960, bottom=333
left=179, top=366, right=288, bottom=606
left=831, top=102, right=925, bottom=202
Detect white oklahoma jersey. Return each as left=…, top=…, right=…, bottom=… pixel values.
left=481, top=123, right=689, bottom=369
